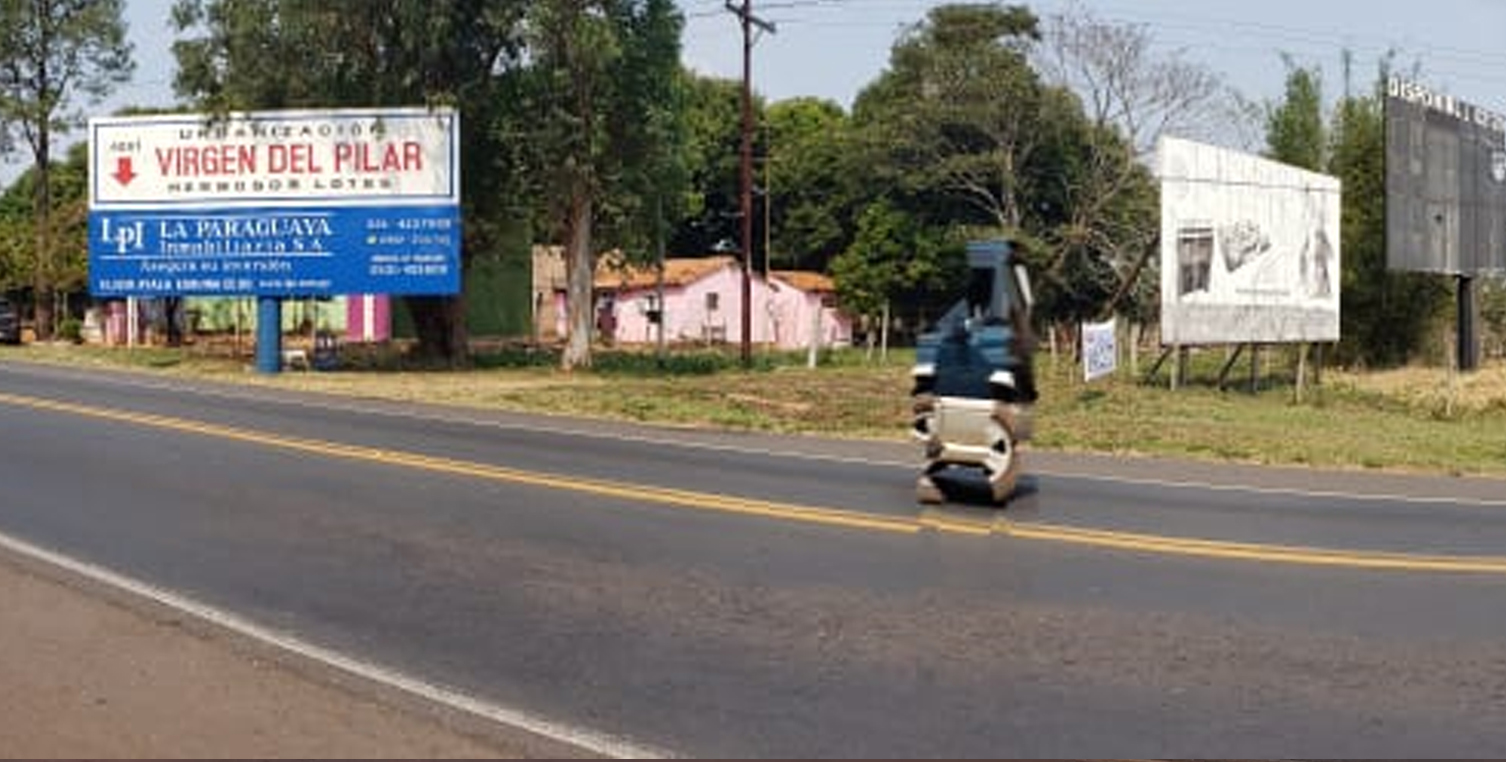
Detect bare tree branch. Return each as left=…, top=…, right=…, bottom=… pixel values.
left=1036, top=0, right=1235, bottom=158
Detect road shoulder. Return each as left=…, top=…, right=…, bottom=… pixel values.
left=0, top=545, right=593, bottom=758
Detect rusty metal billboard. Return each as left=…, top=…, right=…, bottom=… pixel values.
left=1385, top=77, right=1506, bottom=275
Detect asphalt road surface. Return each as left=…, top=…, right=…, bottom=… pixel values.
left=3, top=359, right=1506, bottom=757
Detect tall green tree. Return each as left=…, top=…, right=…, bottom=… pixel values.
left=829, top=198, right=958, bottom=323
left=0, top=0, right=133, bottom=340
left=842, top=2, right=1054, bottom=337
left=515, top=0, right=683, bottom=369
left=764, top=97, right=857, bottom=273
left=670, top=71, right=756, bottom=258
left=1267, top=58, right=1325, bottom=170
left=1481, top=277, right=1506, bottom=358
left=0, top=141, right=89, bottom=330
left=0, top=142, right=90, bottom=289
left=604, top=2, right=688, bottom=262
left=850, top=2, right=1154, bottom=337
left=172, top=0, right=528, bottom=363
left=852, top=3, right=1044, bottom=232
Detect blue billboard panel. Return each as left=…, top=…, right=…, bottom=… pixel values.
left=89, top=205, right=460, bottom=297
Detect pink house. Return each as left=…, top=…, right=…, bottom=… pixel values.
left=345, top=295, right=392, bottom=342
left=589, top=255, right=852, bottom=350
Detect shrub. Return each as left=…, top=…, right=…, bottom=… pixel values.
left=58, top=317, right=83, bottom=344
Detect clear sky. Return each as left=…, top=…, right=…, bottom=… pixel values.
left=28, top=0, right=1506, bottom=163
left=681, top=0, right=1506, bottom=114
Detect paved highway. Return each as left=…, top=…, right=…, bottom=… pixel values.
left=3, top=359, right=1506, bottom=757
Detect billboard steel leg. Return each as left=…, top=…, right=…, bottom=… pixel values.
left=1458, top=275, right=1477, bottom=373
left=1215, top=344, right=1245, bottom=390
left=256, top=297, right=282, bottom=375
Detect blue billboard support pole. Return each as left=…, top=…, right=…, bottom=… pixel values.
left=255, top=297, right=282, bottom=374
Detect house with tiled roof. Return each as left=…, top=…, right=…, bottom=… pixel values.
left=769, top=270, right=836, bottom=295
left=532, top=246, right=851, bottom=349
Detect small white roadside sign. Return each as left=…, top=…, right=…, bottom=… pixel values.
left=1083, top=318, right=1117, bottom=382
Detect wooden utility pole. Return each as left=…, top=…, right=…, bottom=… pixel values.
left=728, top=0, right=774, bottom=366
left=655, top=194, right=667, bottom=362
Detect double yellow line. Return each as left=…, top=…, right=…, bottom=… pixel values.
left=5, top=390, right=1506, bottom=575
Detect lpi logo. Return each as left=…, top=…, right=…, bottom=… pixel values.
left=98, top=218, right=146, bottom=254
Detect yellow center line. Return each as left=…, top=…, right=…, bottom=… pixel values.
left=1002, top=520, right=1506, bottom=574
left=7, top=389, right=1506, bottom=575
left=0, top=391, right=917, bottom=536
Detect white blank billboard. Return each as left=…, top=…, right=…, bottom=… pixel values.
left=1159, top=137, right=1341, bottom=345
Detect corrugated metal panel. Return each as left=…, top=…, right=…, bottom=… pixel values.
left=1385, top=90, right=1506, bottom=275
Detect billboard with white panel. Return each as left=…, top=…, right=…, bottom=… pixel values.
left=88, top=107, right=460, bottom=298
left=1158, top=136, right=1341, bottom=345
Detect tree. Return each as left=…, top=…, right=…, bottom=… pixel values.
left=0, top=141, right=89, bottom=327
left=1036, top=1, right=1233, bottom=159
left=1481, top=277, right=1506, bottom=359
left=1034, top=3, right=1231, bottom=326
left=848, top=2, right=1166, bottom=342
left=7, top=142, right=89, bottom=284
left=1024, top=86, right=1157, bottom=331
left=830, top=198, right=956, bottom=319
left=764, top=97, right=858, bottom=273
left=670, top=71, right=755, bottom=258
left=1267, top=58, right=1325, bottom=170
left=852, top=3, right=1044, bottom=232
left=172, top=0, right=528, bottom=364
left=603, top=2, right=688, bottom=265
left=0, top=0, right=133, bottom=340
left=0, top=214, right=28, bottom=291
left=515, top=0, right=684, bottom=370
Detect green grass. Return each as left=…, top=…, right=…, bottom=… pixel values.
left=7, top=341, right=1506, bottom=479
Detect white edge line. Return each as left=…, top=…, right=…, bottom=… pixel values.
left=8, top=362, right=1506, bottom=509
left=0, top=529, right=671, bottom=760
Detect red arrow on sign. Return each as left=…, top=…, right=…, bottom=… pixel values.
left=112, top=156, right=136, bottom=186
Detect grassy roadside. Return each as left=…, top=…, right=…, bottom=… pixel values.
left=6, top=341, right=1506, bottom=479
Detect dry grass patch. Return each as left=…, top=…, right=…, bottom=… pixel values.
left=1329, top=363, right=1506, bottom=416
left=7, top=343, right=1506, bottom=478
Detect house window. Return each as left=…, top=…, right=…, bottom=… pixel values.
left=705, top=292, right=720, bottom=312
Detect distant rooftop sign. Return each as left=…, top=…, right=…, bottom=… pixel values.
left=1385, top=77, right=1506, bottom=275
left=87, top=107, right=461, bottom=298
